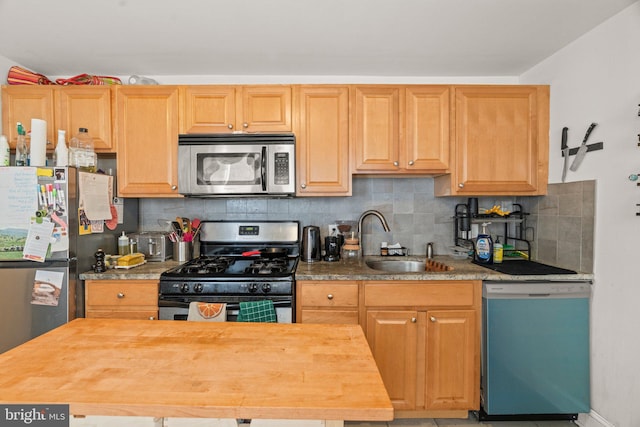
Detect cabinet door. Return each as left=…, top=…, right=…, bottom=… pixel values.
left=351, top=86, right=401, bottom=172
left=404, top=86, right=449, bottom=171
left=1, top=85, right=55, bottom=148
left=366, top=310, right=418, bottom=411
left=115, top=86, right=181, bottom=197
left=180, top=85, right=237, bottom=133
left=295, top=86, right=351, bottom=196
left=56, top=86, right=114, bottom=152
left=240, top=85, right=292, bottom=132
left=425, top=309, right=478, bottom=410
left=435, top=85, right=549, bottom=196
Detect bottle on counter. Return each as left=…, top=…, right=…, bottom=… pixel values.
left=15, top=122, right=29, bottom=166
left=474, top=222, right=493, bottom=264
left=54, top=129, right=69, bottom=167
left=493, top=237, right=503, bottom=264
left=0, top=135, right=10, bottom=166
left=69, top=127, right=96, bottom=172
left=118, top=231, right=130, bottom=256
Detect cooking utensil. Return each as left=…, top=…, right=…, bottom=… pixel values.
left=570, top=122, right=597, bottom=171
left=171, top=220, right=183, bottom=237
left=241, top=248, right=288, bottom=258
left=561, top=127, right=569, bottom=182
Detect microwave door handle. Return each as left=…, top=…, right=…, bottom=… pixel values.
left=261, top=146, right=267, bottom=191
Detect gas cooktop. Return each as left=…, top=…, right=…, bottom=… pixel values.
left=473, top=259, right=577, bottom=275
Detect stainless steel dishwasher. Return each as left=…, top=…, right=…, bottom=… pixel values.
left=479, top=281, right=591, bottom=421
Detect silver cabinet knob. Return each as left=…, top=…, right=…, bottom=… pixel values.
left=458, top=183, right=464, bottom=188
left=227, top=124, right=233, bottom=129
left=149, top=316, right=155, bottom=320
left=171, top=185, right=177, bottom=190
left=327, top=294, right=334, bottom=300
left=393, top=161, right=399, bottom=167
left=243, top=122, right=249, bottom=128
left=301, top=183, right=307, bottom=189
left=411, top=317, right=417, bottom=323
left=117, top=292, right=125, bottom=299
left=430, top=316, right=437, bottom=322
left=408, top=160, right=414, bottom=166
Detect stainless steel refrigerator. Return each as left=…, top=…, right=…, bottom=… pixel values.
left=0, top=166, right=138, bottom=354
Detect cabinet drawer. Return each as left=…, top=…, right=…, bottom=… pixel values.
left=298, top=281, right=358, bottom=307
left=85, top=310, right=158, bottom=320
left=300, top=309, right=359, bottom=324
left=86, top=280, right=158, bottom=308
left=365, top=281, right=476, bottom=307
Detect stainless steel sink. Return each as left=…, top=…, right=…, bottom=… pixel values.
left=365, top=259, right=453, bottom=273
left=365, top=259, right=427, bottom=273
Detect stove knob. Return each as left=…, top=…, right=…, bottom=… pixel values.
left=194, top=283, right=204, bottom=293
left=261, top=283, right=271, bottom=293
left=180, top=283, right=190, bottom=293
left=248, top=283, right=259, bottom=293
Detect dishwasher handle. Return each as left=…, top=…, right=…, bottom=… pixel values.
left=483, top=281, right=591, bottom=299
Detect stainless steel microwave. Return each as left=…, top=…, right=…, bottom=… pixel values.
left=178, top=133, right=295, bottom=197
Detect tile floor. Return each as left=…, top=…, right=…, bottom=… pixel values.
left=345, top=413, right=577, bottom=427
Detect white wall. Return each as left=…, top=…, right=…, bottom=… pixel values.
left=521, top=3, right=640, bottom=426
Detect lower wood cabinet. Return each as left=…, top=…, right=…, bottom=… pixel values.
left=297, top=279, right=481, bottom=417
left=296, top=281, right=359, bottom=324
left=364, top=281, right=481, bottom=417
left=85, top=280, right=158, bottom=320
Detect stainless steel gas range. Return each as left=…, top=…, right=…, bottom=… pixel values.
left=159, top=220, right=299, bottom=323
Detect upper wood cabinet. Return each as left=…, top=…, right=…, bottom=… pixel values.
left=405, top=86, right=450, bottom=171
left=294, top=86, right=351, bottom=196
left=1, top=85, right=114, bottom=152
left=115, top=86, right=181, bottom=197
left=434, top=85, right=549, bottom=196
left=56, top=86, right=114, bottom=151
left=351, top=85, right=449, bottom=174
left=180, top=85, right=292, bottom=133
left=351, top=85, right=401, bottom=172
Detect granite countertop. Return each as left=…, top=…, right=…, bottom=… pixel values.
left=80, top=260, right=182, bottom=280
left=295, top=255, right=594, bottom=282
left=80, top=256, right=593, bottom=282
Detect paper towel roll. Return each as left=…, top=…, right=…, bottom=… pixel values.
left=30, top=118, right=47, bottom=166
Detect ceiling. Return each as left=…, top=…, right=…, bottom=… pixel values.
left=0, top=0, right=636, bottom=79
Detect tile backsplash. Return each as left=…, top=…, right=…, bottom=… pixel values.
left=140, top=177, right=461, bottom=257
left=518, top=180, right=595, bottom=273
left=139, top=177, right=596, bottom=272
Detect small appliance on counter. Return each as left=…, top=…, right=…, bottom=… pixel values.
left=324, top=235, right=342, bottom=262
left=129, top=232, right=173, bottom=261
left=301, top=225, right=321, bottom=262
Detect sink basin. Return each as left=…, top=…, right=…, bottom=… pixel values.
left=365, top=259, right=453, bottom=273
left=366, top=259, right=426, bottom=273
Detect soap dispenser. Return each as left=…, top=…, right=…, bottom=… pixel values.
left=474, top=222, right=493, bottom=264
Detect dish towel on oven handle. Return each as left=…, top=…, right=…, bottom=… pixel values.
left=237, top=300, right=277, bottom=323
left=187, top=302, right=227, bottom=322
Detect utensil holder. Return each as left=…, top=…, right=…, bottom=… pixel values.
left=173, top=241, right=192, bottom=262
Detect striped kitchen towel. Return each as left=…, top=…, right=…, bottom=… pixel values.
left=237, top=300, right=277, bottom=323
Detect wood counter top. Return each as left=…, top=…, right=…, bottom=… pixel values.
left=0, top=319, right=393, bottom=422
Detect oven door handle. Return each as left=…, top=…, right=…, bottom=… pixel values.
left=261, top=146, right=267, bottom=191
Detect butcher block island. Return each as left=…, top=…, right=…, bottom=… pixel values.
left=0, top=318, right=393, bottom=426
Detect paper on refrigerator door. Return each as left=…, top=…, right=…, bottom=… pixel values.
left=78, top=172, right=113, bottom=220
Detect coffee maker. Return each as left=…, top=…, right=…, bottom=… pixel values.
left=324, top=235, right=342, bottom=262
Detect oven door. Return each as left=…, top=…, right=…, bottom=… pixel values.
left=159, top=298, right=293, bottom=323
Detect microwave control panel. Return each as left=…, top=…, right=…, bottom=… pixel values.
left=274, top=152, right=290, bottom=185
